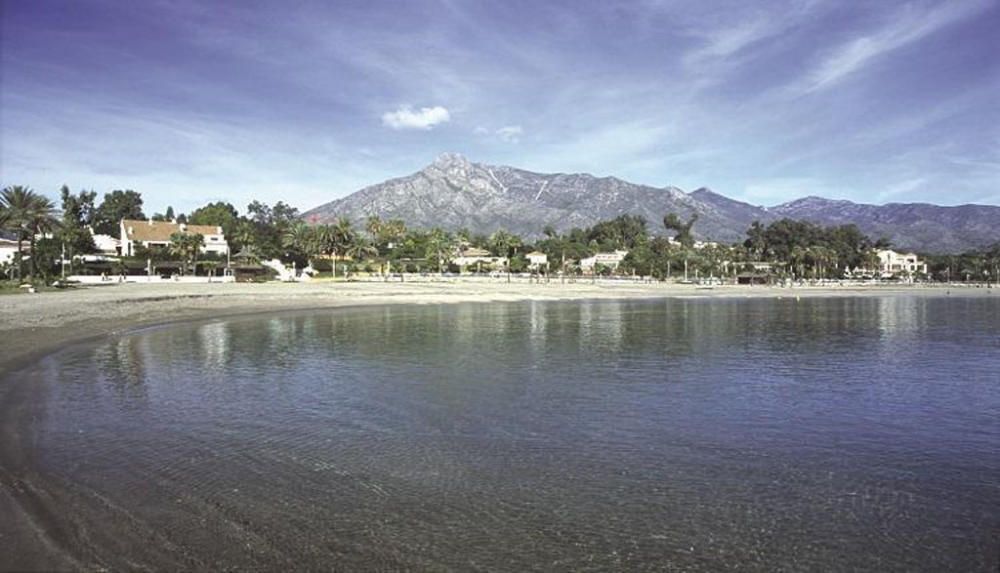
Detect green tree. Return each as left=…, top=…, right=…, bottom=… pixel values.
left=0, top=186, right=32, bottom=280
left=346, top=237, right=379, bottom=268
left=589, top=214, right=647, bottom=250
left=188, top=201, right=240, bottom=237
left=232, top=219, right=257, bottom=250
left=27, top=195, right=60, bottom=280
left=94, top=190, right=145, bottom=236
left=283, top=222, right=316, bottom=258
left=744, top=221, right=767, bottom=259
left=168, top=232, right=204, bottom=276
left=425, top=227, right=453, bottom=274
left=309, top=218, right=355, bottom=277
left=366, top=215, right=383, bottom=244
left=663, top=212, right=698, bottom=248
left=1, top=186, right=60, bottom=281
left=58, top=185, right=98, bottom=274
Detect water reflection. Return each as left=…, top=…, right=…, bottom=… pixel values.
left=197, top=321, right=230, bottom=371
left=21, top=297, right=1000, bottom=571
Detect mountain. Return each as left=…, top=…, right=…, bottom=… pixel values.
left=771, top=197, right=1000, bottom=254
left=302, top=153, right=1000, bottom=253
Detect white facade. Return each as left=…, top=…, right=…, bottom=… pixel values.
left=89, top=228, right=121, bottom=256
left=526, top=251, right=548, bottom=270
left=580, top=250, right=629, bottom=271
left=453, top=255, right=508, bottom=269
left=877, top=249, right=927, bottom=277
left=120, top=219, right=229, bottom=257
left=0, top=238, right=23, bottom=266
left=452, top=246, right=507, bottom=269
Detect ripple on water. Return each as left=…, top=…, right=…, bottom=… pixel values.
left=14, top=298, right=1000, bottom=571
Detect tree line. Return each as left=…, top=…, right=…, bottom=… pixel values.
left=3, top=184, right=998, bottom=283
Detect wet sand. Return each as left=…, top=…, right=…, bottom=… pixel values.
left=0, top=279, right=993, bottom=570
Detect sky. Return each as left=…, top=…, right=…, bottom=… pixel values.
left=2, top=0, right=998, bottom=215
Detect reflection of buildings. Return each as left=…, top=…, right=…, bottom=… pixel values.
left=577, top=301, right=623, bottom=352
left=876, top=296, right=926, bottom=344
left=198, top=322, right=231, bottom=370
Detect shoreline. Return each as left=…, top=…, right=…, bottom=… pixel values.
left=1, top=279, right=994, bottom=373
left=0, top=279, right=996, bottom=570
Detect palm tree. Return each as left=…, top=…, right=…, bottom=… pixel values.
left=863, top=249, right=881, bottom=278
left=331, top=217, right=355, bottom=277
left=365, top=214, right=382, bottom=245
left=383, top=218, right=406, bottom=249
left=490, top=229, right=513, bottom=279
left=27, top=196, right=60, bottom=280
left=169, top=232, right=204, bottom=276
left=233, top=220, right=257, bottom=250
left=283, top=221, right=314, bottom=254
left=311, top=218, right=355, bottom=278
left=0, top=186, right=58, bottom=281
left=490, top=229, right=513, bottom=259
left=1, top=186, right=35, bottom=280
left=426, top=227, right=453, bottom=275
left=346, top=237, right=378, bottom=269
left=790, top=245, right=807, bottom=279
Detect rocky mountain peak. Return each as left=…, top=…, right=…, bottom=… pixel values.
left=301, top=154, right=1000, bottom=253
left=431, top=152, right=472, bottom=170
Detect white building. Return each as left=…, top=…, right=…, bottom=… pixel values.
left=120, top=219, right=229, bottom=257
left=0, top=238, right=24, bottom=266
left=525, top=251, right=548, bottom=270
left=877, top=249, right=927, bottom=278
left=89, top=227, right=121, bottom=256
left=580, top=250, right=629, bottom=272
left=452, top=246, right=507, bottom=270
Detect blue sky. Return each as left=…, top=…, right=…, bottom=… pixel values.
left=2, top=0, right=998, bottom=215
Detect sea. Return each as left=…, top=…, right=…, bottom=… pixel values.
left=3, top=296, right=998, bottom=570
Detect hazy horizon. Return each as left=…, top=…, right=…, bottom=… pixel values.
left=2, top=1, right=998, bottom=215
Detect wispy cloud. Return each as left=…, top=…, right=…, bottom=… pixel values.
left=496, top=125, right=523, bottom=143
left=381, top=106, right=451, bottom=130
left=874, top=177, right=928, bottom=202
left=793, top=0, right=990, bottom=94
left=2, top=0, right=997, bottom=211
left=685, top=15, right=778, bottom=67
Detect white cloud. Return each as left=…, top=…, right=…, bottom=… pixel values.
left=380, top=105, right=451, bottom=130
left=473, top=124, right=524, bottom=143
left=795, top=0, right=989, bottom=94
left=496, top=125, right=523, bottom=143
left=685, top=16, right=774, bottom=66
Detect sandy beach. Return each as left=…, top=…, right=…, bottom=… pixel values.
left=1, top=278, right=993, bottom=371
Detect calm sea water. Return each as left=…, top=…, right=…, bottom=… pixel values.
left=7, top=297, right=1000, bottom=570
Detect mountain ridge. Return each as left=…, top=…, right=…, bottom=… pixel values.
left=302, top=153, right=999, bottom=253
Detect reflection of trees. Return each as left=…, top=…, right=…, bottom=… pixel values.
left=89, top=335, right=151, bottom=401
left=179, top=298, right=938, bottom=405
